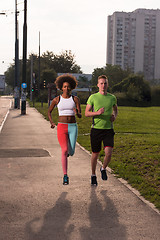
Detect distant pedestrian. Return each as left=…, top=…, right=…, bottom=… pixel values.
left=48, top=74, right=81, bottom=185
left=85, top=75, right=118, bottom=186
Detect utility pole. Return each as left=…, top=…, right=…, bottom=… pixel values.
left=14, top=0, right=20, bottom=109
left=30, top=54, right=33, bottom=102
left=38, top=31, right=40, bottom=94
left=21, top=0, right=27, bottom=114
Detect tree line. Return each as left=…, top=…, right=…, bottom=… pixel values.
left=5, top=50, right=82, bottom=92
left=4, top=50, right=160, bottom=106
left=91, top=64, right=160, bottom=106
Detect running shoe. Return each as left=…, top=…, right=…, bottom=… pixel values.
left=63, top=174, right=69, bottom=185
left=100, top=167, right=108, bottom=180
left=91, top=175, right=97, bottom=186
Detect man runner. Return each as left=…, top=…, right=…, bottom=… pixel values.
left=85, top=75, right=118, bottom=185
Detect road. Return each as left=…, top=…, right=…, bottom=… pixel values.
left=0, top=96, right=13, bottom=131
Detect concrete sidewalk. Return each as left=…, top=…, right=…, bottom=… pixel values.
left=0, top=102, right=160, bottom=240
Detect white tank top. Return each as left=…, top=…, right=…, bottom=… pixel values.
left=57, top=95, right=76, bottom=116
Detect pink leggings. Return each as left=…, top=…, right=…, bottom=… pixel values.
left=57, top=123, right=78, bottom=175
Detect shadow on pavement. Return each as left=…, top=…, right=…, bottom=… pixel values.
left=25, top=192, right=74, bottom=240
left=80, top=188, right=127, bottom=240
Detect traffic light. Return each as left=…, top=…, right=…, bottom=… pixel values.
left=32, top=73, right=36, bottom=92
left=32, top=82, right=35, bottom=92
left=43, top=80, right=46, bottom=88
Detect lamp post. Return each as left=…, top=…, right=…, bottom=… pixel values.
left=21, top=0, right=27, bottom=115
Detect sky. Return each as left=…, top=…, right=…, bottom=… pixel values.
left=0, top=0, right=160, bottom=75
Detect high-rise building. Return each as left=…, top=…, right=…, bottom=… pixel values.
left=107, top=9, right=160, bottom=81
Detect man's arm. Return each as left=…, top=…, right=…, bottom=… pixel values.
left=110, top=104, right=118, bottom=122
left=85, top=104, right=104, bottom=117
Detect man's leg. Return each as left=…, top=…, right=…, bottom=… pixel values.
left=90, top=128, right=101, bottom=185
left=91, top=152, right=99, bottom=175
left=91, top=152, right=99, bottom=185
left=103, top=146, right=113, bottom=169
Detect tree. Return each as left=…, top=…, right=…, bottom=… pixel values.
left=4, top=50, right=82, bottom=91
left=52, top=50, right=82, bottom=73
left=92, top=64, right=132, bottom=87
left=112, top=74, right=151, bottom=102
left=5, top=63, right=15, bottom=89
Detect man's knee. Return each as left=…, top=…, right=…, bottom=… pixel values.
left=105, top=150, right=112, bottom=159
left=104, top=147, right=113, bottom=158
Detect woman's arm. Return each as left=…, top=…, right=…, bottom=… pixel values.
left=48, top=97, right=59, bottom=128
left=74, top=96, right=82, bottom=118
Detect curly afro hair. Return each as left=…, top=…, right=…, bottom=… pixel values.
left=55, top=74, right=78, bottom=90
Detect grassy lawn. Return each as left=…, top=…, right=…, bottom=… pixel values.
left=29, top=101, right=160, bottom=210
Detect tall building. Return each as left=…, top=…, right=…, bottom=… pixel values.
left=107, top=9, right=160, bottom=81
left=0, top=75, right=5, bottom=92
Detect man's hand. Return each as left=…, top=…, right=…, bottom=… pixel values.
left=110, top=114, right=116, bottom=122
left=97, top=107, right=104, bottom=115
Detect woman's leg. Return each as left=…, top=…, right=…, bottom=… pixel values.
left=57, top=123, right=68, bottom=175
left=68, top=123, right=78, bottom=156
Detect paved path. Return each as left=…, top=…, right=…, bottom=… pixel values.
left=0, top=100, right=160, bottom=240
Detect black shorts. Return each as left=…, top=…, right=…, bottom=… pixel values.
left=90, top=128, right=115, bottom=153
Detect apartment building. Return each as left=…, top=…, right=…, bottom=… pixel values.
left=107, top=9, right=160, bottom=81
left=0, top=75, right=5, bottom=92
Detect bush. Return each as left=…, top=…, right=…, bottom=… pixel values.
left=126, top=84, right=143, bottom=102
left=112, top=75, right=151, bottom=105
left=114, top=91, right=151, bottom=107
left=36, top=89, right=48, bottom=103
left=151, top=86, right=160, bottom=106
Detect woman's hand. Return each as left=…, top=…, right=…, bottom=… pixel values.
left=73, top=108, right=78, bottom=114
left=51, top=122, right=56, bottom=128
left=73, top=108, right=82, bottom=118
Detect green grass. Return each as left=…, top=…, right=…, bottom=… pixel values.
left=29, top=101, right=160, bottom=210
left=110, top=107, right=160, bottom=210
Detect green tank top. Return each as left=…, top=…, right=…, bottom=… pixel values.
left=87, top=92, right=117, bottom=129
